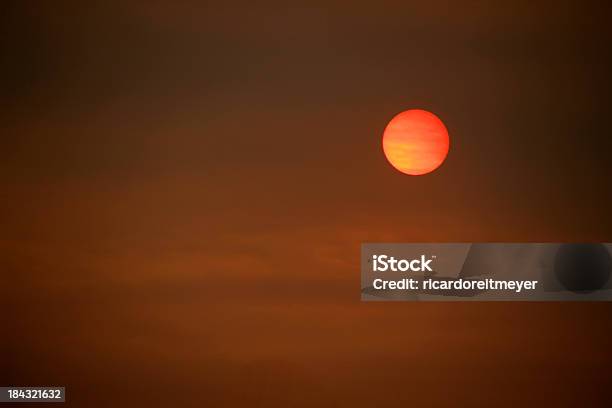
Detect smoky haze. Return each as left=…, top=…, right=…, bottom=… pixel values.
left=2, top=1, right=612, bottom=406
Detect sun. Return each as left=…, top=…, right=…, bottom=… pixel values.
left=382, top=109, right=450, bottom=175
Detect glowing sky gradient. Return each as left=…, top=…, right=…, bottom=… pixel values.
left=382, top=109, right=450, bottom=175
left=4, top=1, right=612, bottom=407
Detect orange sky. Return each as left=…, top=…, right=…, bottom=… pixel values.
left=2, top=1, right=612, bottom=406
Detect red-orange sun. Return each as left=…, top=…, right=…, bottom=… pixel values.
left=382, top=109, right=450, bottom=175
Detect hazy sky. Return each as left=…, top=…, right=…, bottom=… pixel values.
left=3, top=1, right=612, bottom=406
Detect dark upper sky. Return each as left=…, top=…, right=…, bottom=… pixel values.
left=3, top=1, right=612, bottom=406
